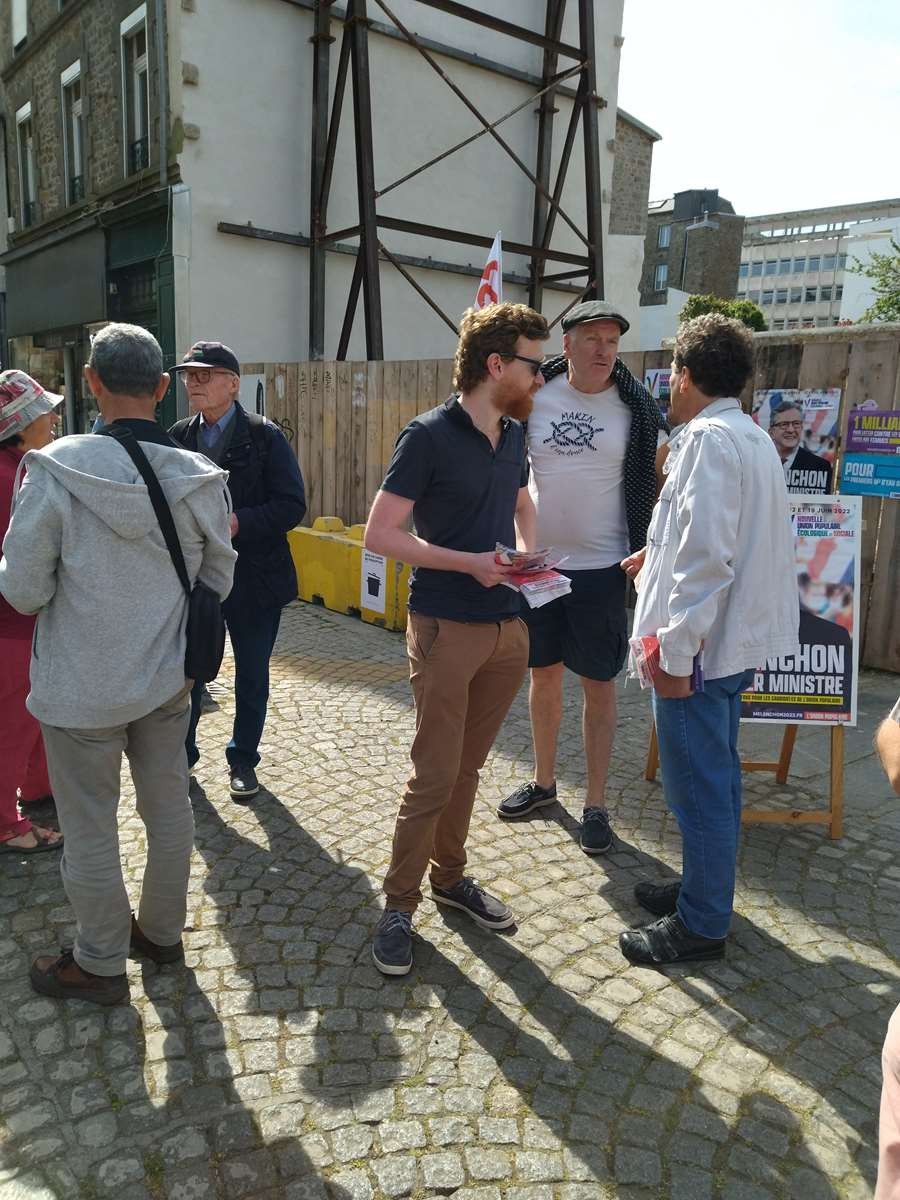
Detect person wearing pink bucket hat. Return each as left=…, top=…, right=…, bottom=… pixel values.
left=0, top=370, right=64, bottom=855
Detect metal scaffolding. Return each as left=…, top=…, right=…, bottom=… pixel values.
left=261, top=0, right=607, bottom=359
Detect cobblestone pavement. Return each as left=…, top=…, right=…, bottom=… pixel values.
left=2, top=603, right=899, bottom=1200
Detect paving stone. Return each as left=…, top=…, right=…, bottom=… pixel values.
left=463, top=1147, right=512, bottom=1180
left=372, top=1154, right=418, bottom=1197
left=327, top=1169, right=373, bottom=1200
left=0, top=604, right=890, bottom=1200
left=613, top=1146, right=662, bottom=1187
left=422, top=1152, right=465, bottom=1189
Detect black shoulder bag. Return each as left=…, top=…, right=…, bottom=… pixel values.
left=101, top=425, right=226, bottom=683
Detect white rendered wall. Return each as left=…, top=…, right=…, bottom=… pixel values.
left=638, top=287, right=689, bottom=351
left=173, top=0, right=632, bottom=363
left=838, top=218, right=900, bottom=322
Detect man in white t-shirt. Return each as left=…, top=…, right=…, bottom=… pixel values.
left=498, top=301, right=666, bottom=854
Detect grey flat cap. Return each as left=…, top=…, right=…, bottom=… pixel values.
left=562, top=300, right=630, bottom=335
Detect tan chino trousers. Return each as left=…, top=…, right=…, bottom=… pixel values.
left=383, top=612, right=529, bottom=912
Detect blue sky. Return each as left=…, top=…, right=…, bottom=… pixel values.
left=617, top=0, right=900, bottom=216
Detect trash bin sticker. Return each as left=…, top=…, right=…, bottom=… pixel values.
left=361, top=549, right=387, bottom=614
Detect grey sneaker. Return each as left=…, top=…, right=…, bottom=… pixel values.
left=431, top=878, right=515, bottom=930
left=580, top=807, right=613, bottom=854
left=372, top=910, right=413, bottom=976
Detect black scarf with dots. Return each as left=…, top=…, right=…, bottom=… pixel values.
left=539, top=354, right=668, bottom=554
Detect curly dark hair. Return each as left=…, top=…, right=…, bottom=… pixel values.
left=453, top=303, right=549, bottom=393
left=673, top=313, right=754, bottom=398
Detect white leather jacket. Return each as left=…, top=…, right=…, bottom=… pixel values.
left=633, top=398, right=799, bottom=680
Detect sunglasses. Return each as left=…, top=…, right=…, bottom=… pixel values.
left=501, top=354, right=545, bottom=376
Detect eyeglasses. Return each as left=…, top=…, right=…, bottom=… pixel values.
left=501, top=354, right=545, bottom=376
left=771, top=420, right=803, bottom=430
left=181, top=368, right=234, bottom=384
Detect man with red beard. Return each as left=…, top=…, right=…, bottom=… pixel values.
left=365, top=302, right=548, bottom=975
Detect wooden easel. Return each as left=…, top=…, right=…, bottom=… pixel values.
left=644, top=722, right=844, bottom=839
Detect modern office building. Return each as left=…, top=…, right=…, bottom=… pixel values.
left=737, top=198, right=900, bottom=330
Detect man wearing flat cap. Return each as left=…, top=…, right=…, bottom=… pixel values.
left=498, top=300, right=667, bottom=854
left=169, top=342, right=306, bottom=800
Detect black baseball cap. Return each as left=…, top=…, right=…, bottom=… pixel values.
left=562, top=300, right=630, bottom=335
left=171, top=341, right=241, bottom=376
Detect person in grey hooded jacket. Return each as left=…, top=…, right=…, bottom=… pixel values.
left=0, top=323, right=236, bottom=1006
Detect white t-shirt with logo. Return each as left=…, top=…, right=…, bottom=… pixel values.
left=527, top=373, right=631, bottom=569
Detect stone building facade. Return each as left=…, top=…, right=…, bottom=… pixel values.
left=0, top=0, right=176, bottom=428
left=639, top=189, right=745, bottom=307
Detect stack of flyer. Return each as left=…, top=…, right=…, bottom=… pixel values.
left=495, top=543, right=571, bottom=609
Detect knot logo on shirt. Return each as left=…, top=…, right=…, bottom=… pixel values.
left=544, top=410, right=604, bottom=456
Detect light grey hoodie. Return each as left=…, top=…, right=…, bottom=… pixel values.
left=0, top=432, right=236, bottom=728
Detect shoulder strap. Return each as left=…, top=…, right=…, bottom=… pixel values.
left=245, top=411, right=270, bottom=462
left=99, top=425, right=191, bottom=597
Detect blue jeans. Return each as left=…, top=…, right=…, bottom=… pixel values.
left=651, top=670, right=754, bottom=940
left=186, top=606, right=282, bottom=771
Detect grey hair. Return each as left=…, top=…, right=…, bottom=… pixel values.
left=770, top=398, right=803, bottom=425
left=87, top=323, right=164, bottom=398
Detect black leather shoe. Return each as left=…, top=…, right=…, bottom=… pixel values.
left=129, top=916, right=185, bottom=965
left=229, top=766, right=260, bottom=801
left=497, top=780, right=557, bottom=819
left=634, top=880, right=681, bottom=916
left=619, top=913, right=725, bottom=966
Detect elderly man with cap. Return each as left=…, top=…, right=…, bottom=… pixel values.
left=0, top=371, right=64, bottom=855
left=169, top=342, right=306, bottom=800
left=498, top=301, right=666, bottom=854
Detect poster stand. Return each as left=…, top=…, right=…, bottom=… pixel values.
left=644, top=722, right=844, bottom=840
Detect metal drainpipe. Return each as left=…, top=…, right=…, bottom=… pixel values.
left=0, top=117, right=11, bottom=218
left=155, top=0, right=168, bottom=188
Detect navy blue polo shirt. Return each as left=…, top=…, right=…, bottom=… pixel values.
left=381, top=397, right=528, bottom=622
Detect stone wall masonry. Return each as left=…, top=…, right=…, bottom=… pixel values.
left=640, top=211, right=745, bottom=306
left=609, top=115, right=654, bottom=238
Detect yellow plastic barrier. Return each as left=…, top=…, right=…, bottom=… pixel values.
left=287, top=519, right=411, bottom=631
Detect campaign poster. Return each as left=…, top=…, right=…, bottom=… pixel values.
left=751, top=389, right=840, bottom=494
left=644, top=368, right=670, bottom=413
left=840, top=407, right=900, bottom=498
left=741, top=496, right=860, bottom=726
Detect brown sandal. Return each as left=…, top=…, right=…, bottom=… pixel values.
left=0, top=826, right=64, bottom=855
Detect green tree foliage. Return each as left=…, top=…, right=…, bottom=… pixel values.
left=678, top=293, right=768, bottom=332
left=851, top=238, right=900, bottom=323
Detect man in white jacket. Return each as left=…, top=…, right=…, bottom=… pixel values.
left=0, top=324, right=236, bottom=1005
left=620, top=314, right=798, bottom=966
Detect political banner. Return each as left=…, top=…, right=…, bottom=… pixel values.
left=741, top=495, right=860, bottom=726
left=840, top=407, right=900, bottom=498
left=644, top=368, right=670, bottom=413
left=751, top=389, right=840, bottom=494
